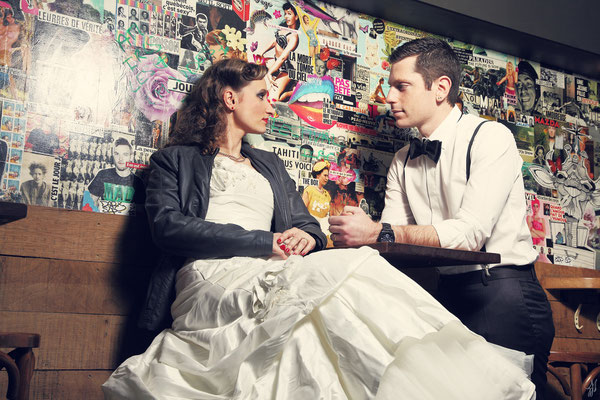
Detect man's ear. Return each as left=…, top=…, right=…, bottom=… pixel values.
left=223, top=88, right=237, bottom=111
left=434, top=75, right=452, bottom=103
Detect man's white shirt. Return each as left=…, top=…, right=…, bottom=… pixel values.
left=382, top=106, right=538, bottom=274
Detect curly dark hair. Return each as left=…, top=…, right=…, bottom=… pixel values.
left=167, top=58, right=268, bottom=152
left=28, top=162, right=46, bottom=175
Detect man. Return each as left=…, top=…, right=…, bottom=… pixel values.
left=20, top=162, right=51, bottom=206
left=329, top=37, right=554, bottom=399
left=86, top=138, right=145, bottom=210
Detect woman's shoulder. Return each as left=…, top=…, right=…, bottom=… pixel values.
left=151, top=145, right=212, bottom=167
left=153, top=145, right=204, bottom=159
left=243, top=144, right=280, bottom=162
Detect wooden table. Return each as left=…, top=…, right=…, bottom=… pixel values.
left=365, top=242, right=500, bottom=268
left=355, top=242, right=501, bottom=293
left=0, top=201, right=27, bottom=224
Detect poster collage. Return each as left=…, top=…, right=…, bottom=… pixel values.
left=0, top=0, right=599, bottom=266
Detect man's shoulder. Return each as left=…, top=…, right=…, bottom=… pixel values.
left=96, top=167, right=116, bottom=177
left=458, top=114, right=512, bottom=140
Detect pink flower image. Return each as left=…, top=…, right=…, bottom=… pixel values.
left=273, top=10, right=281, bottom=18
left=131, top=54, right=187, bottom=122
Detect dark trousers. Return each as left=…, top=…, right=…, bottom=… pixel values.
left=436, top=264, right=555, bottom=400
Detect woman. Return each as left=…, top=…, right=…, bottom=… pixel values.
left=103, top=59, right=535, bottom=400
left=532, top=145, right=546, bottom=167
left=496, top=61, right=517, bottom=97
left=527, top=198, right=546, bottom=245
left=205, top=29, right=245, bottom=62
left=302, top=159, right=331, bottom=231
left=299, top=13, right=319, bottom=58
left=260, top=2, right=299, bottom=101
left=371, top=77, right=387, bottom=104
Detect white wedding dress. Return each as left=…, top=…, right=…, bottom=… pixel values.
left=102, top=157, right=535, bottom=400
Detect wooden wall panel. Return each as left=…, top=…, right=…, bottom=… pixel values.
left=551, top=337, right=600, bottom=353
left=550, top=301, right=600, bottom=341
left=0, top=370, right=111, bottom=400
left=0, top=311, right=128, bottom=370
left=0, top=205, right=158, bottom=264
left=0, top=256, right=148, bottom=315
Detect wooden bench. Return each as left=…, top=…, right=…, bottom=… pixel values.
left=0, top=205, right=159, bottom=399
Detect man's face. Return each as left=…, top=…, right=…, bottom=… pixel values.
left=31, top=168, right=44, bottom=183
left=300, top=147, right=312, bottom=161
left=114, top=144, right=132, bottom=171
left=517, top=73, right=536, bottom=112
left=386, top=56, right=437, bottom=131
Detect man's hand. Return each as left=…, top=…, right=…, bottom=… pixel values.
left=328, top=206, right=381, bottom=247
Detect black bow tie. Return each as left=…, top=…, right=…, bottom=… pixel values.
left=408, top=137, right=442, bottom=163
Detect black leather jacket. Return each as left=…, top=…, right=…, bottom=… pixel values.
left=138, top=142, right=327, bottom=330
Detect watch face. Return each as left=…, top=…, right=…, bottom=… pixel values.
left=380, top=232, right=394, bottom=242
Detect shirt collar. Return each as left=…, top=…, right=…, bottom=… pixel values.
left=426, top=106, right=462, bottom=143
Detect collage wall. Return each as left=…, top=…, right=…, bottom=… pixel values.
left=0, top=0, right=599, bottom=267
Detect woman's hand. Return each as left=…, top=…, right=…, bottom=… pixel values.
left=277, top=228, right=316, bottom=256
left=272, top=233, right=288, bottom=259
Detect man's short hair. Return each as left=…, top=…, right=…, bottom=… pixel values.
left=114, top=137, right=132, bottom=149
left=389, top=37, right=461, bottom=105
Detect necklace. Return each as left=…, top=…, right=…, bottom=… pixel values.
left=218, top=149, right=246, bottom=163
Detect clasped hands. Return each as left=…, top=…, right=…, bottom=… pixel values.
left=271, top=206, right=380, bottom=259
left=328, top=206, right=380, bottom=247
left=272, top=227, right=316, bottom=259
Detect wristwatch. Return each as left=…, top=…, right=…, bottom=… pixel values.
left=377, top=222, right=395, bottom=243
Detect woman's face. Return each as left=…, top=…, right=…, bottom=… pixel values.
left=284, top=8, right=298, bottom=28
left=317, top=168, right=329, bottom=187
left=536, top=148, right=544, bottom=158
left=315, top=59, right=327, bottom=77
left=232, top=79, right=274, bottom=135
left=302, top=15, right=309, bottom=25
left=209, top=44, right=227, bottom=62
left=517, top=73, right=536, bottom=111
